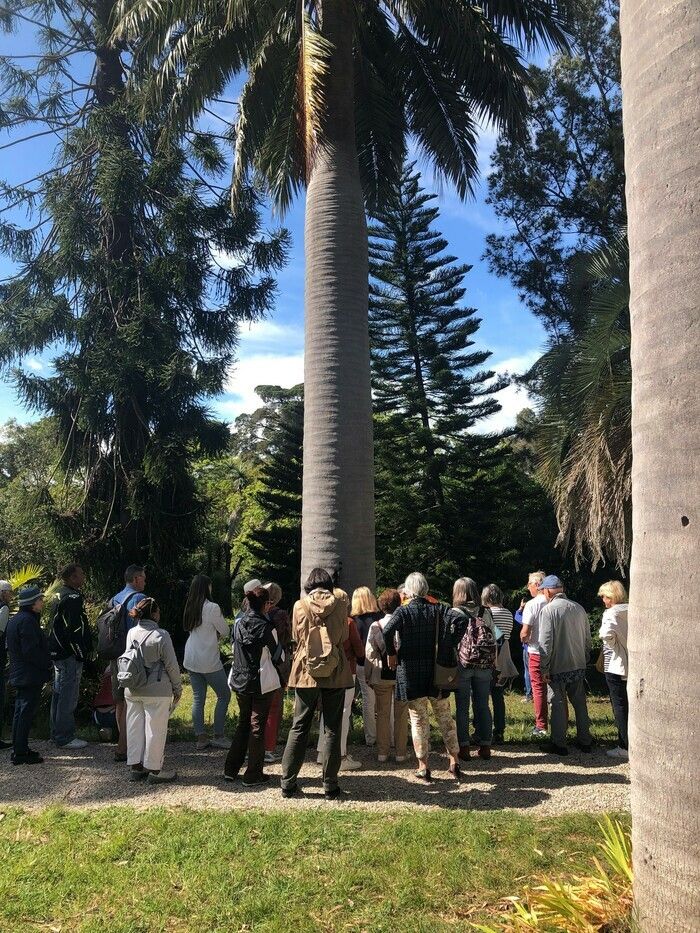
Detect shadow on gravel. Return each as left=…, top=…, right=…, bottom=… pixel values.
left=0, top=740, right=629, bottom=813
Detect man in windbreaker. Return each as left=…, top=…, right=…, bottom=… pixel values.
left=49, top=563, right=93, bottom=749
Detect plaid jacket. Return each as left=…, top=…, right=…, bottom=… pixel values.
left=383, top=598, right=467, bottom=702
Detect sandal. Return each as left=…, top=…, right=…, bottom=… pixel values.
left=448, top=762, right=461, bottom=778
left=414, top=767, right=432, bottom=782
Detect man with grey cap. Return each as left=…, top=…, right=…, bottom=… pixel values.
left=537, top=575, right=592, bottom=756
left=6, top=584, right=53, bottom=764
left=0, top=579, right=13, bottom=749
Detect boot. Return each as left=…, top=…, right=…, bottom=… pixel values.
left=458, top=745, right=471, bottom=762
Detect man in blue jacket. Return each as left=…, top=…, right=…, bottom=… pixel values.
left=6, top=584, right=53, bottom=765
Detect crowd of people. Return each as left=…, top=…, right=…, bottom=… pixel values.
left=0, top=563, right=630, bottom=799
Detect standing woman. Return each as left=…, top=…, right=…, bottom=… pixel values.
left=263, top=582, right=291, bottom=763
left=125, top=598, right=182, bottom=784
left=351, top=586, right=382, bottom=748
left=382, top=572, right=466, bottom=781
left=481, top=584, right=517, bottom=744
left=452, top=578, right=496, bottom=761
left=598, top=581, right=629, bottom=761
left=365, top=588, right=408, bottom=763
left=183, top=574, right=231, bottom=750
left=225, top=587, right=281, bottom=787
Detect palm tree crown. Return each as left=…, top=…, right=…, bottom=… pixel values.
left=117, top=0, right=574, bottom=211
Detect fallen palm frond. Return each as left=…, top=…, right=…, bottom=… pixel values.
left=472, top=816, right=633, bottom=932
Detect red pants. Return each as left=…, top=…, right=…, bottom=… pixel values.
left=265, top=688, right=284, bottom=752
left=528, top=653, right=548, bottom=731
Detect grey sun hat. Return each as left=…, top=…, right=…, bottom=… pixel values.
left=17, top=584, right=44, bottom=607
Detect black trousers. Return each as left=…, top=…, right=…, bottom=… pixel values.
left=281, top=687, right=345, bottom=793
left=12, top=684, right=42, bottom=757
left=605, top=672, right=629, bottom=749
left=225, top=691, right=273, bottom=780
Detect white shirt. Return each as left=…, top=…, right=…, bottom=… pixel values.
left=183, top=600, right=230, bottom=674
left=0, top=603, right=9, bottom=635
left=599, top=604, right=628, bottom=678
left=522, top=594, right=548, bottom=655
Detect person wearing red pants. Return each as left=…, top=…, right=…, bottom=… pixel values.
left=263, top=582, right=291, bottom=763
left=520, top=571, right=548, bottom=736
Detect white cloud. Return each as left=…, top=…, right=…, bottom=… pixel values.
left=219, top=351, right=304, bottom=421
left=237, top=319, right=303, bottom=350
left=473, top=349, right=541, bottom=434
left=491, top=350, right=541, bottom=376
left=26, top=358, right=44, bottom=372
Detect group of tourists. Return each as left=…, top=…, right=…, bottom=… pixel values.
left=0, top=563, right=630, bottom=799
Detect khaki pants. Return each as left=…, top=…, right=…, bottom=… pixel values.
left=373, top=682, right=408, bottom=758
left=408, top=696, right=459, bottom=761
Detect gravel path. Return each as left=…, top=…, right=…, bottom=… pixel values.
left=0, top=740, right=630, bottom=816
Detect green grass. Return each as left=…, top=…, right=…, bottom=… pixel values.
left=0, top=807, right=630, bottom=932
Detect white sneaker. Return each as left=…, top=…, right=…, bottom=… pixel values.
left=339, top=755, right=362, bottom=771
left=61, top=738, right=88, bottom=749
left=147, top=769, right=178, bottom=784
left=606, top=746, right=629, bottom=761
left=394, top=755, right=407, bottom=763
left=377, top=754, right=388, bottom=763
left=316, top=753, right=323, bottom=764
left=210, top=738, right=230, bottom=750
left=265, top=750, right=280, bottom=763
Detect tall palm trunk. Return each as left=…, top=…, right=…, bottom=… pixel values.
left=620, top=2, right=700, bottom=928
left=301, top=0, right=375, bottom=592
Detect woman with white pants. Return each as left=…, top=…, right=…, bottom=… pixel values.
left=125, top=598, right=182, bottom=784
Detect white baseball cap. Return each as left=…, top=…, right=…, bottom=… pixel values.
left=0, top=580, right=12, bottom=593
left=243, top=578, right=263, bottom=594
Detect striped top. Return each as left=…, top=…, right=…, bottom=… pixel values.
left=489, top=607, right=514, bottom=641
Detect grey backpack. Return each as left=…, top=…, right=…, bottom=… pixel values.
left=116, top=631, right=158, bottom=691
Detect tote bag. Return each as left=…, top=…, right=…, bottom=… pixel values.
left=259, top=630, right=282, bottom=695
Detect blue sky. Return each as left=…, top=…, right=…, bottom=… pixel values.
left=0, top=26, right=547, bottom=435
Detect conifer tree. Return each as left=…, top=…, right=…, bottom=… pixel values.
left=0, top=0, right=287, bottom=592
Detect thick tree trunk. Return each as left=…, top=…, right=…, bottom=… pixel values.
left=620, top=2, right=700, bottom=928
left=301, top=0, right=375, bottom=593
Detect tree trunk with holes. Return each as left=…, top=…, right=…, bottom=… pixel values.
left=620, top=1, right=700, bottom=927
left=301, top=0, right=375, bottom=593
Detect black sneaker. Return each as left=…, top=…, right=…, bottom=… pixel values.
left=0, top=739, right=12, bottom=750
left=242, top=774, right=271, bottom=788
left=281, top=784, right=301, bottom=799
left=492, top=733, right=505, bottom=745
left=12, top=750, right=44, bottom=765
left=223, top=772, right=239, bottom=783
left=541, top=741, right=569, bottom=756
left=324, top=787, right=348, bottom=801
left=574, top=740, right=592, bottom=753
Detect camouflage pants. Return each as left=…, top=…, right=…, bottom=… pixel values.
left=408, top=696, right=459, bottom=760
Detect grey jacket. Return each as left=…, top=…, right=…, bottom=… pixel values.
left=538, top=594, right=592, bottom=677
left=123, top=621, right=183, bottom=699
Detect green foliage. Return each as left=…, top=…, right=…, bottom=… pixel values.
left=0, top=2, right=288, bottom=597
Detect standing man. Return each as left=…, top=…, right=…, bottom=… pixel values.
left=519, top=571, right=548, bottom=735
left=49, top=564, right=93, bottom=749
left=537, top=575, right=592, bottom=756
left=6, top=584, right=53, bottom=765
left=0, top=580, right=13, bottom=749
left=110, top=565, right=146, bottom=761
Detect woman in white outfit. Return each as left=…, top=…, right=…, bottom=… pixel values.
left=598, top=581, right=629, bottom=760
left=183, top=574, right=231, bottom=749
left=125, top=598, right=182, bottom=784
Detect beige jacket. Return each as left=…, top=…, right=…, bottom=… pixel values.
left=288, top=589, right=353, bottom=690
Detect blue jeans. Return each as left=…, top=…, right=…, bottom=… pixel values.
left=189, top=668, right=231, bottom=736
left=455, top=666, right=492, bottom=747
left=523, top=645, right=532, bottom=698
left=491, top=678, right=506, bottom=737
left=51, top=656, right=83, bottom=746
left=12, top=684, right=42, bottom=757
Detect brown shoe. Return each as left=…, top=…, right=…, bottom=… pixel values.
left=458, top=745, right=471, bottom=762
left=478, top=745, right=491, bottom=760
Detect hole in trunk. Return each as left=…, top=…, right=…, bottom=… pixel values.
left=681, top=515, right=689, bottom=527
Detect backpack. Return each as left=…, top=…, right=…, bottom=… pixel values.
left=306, top=619, right=340, bottom=680
left=458, top=606, right=497, bottom=670
left=96, top=601, right=129, bottom=660
left=116, top=631, right=158, bottom=691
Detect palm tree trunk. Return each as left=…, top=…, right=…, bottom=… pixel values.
left=300, top=0, right=375, bottom=593
left=620, top=2, right=700, bottom=928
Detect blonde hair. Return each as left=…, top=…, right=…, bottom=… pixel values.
left=528, top=571, right=546, bottom=585
left=453, top=577, right=479, bottom=608
left=598, top=580, right=628, bottom=604
left=352, top=586, right=379, bottom=616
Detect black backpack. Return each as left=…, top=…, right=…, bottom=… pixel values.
left=96, top=601, right=129, bottom=660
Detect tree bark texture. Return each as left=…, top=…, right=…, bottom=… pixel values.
left=301, top=0, right=375, bottom=593
left=620, top=1, right=700, bottom=928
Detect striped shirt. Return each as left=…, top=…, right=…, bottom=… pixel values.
left=490, top=607, right=514, bottom=641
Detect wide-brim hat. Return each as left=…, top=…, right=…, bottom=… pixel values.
left=17, top=583, right=44, bottom=607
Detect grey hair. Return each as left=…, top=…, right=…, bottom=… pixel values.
left=481, top=583, right=505, bottom=608
left=403, top=572, right=429, bottom=599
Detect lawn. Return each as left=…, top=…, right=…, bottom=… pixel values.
left=0, top=807, right=629, bottom=932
